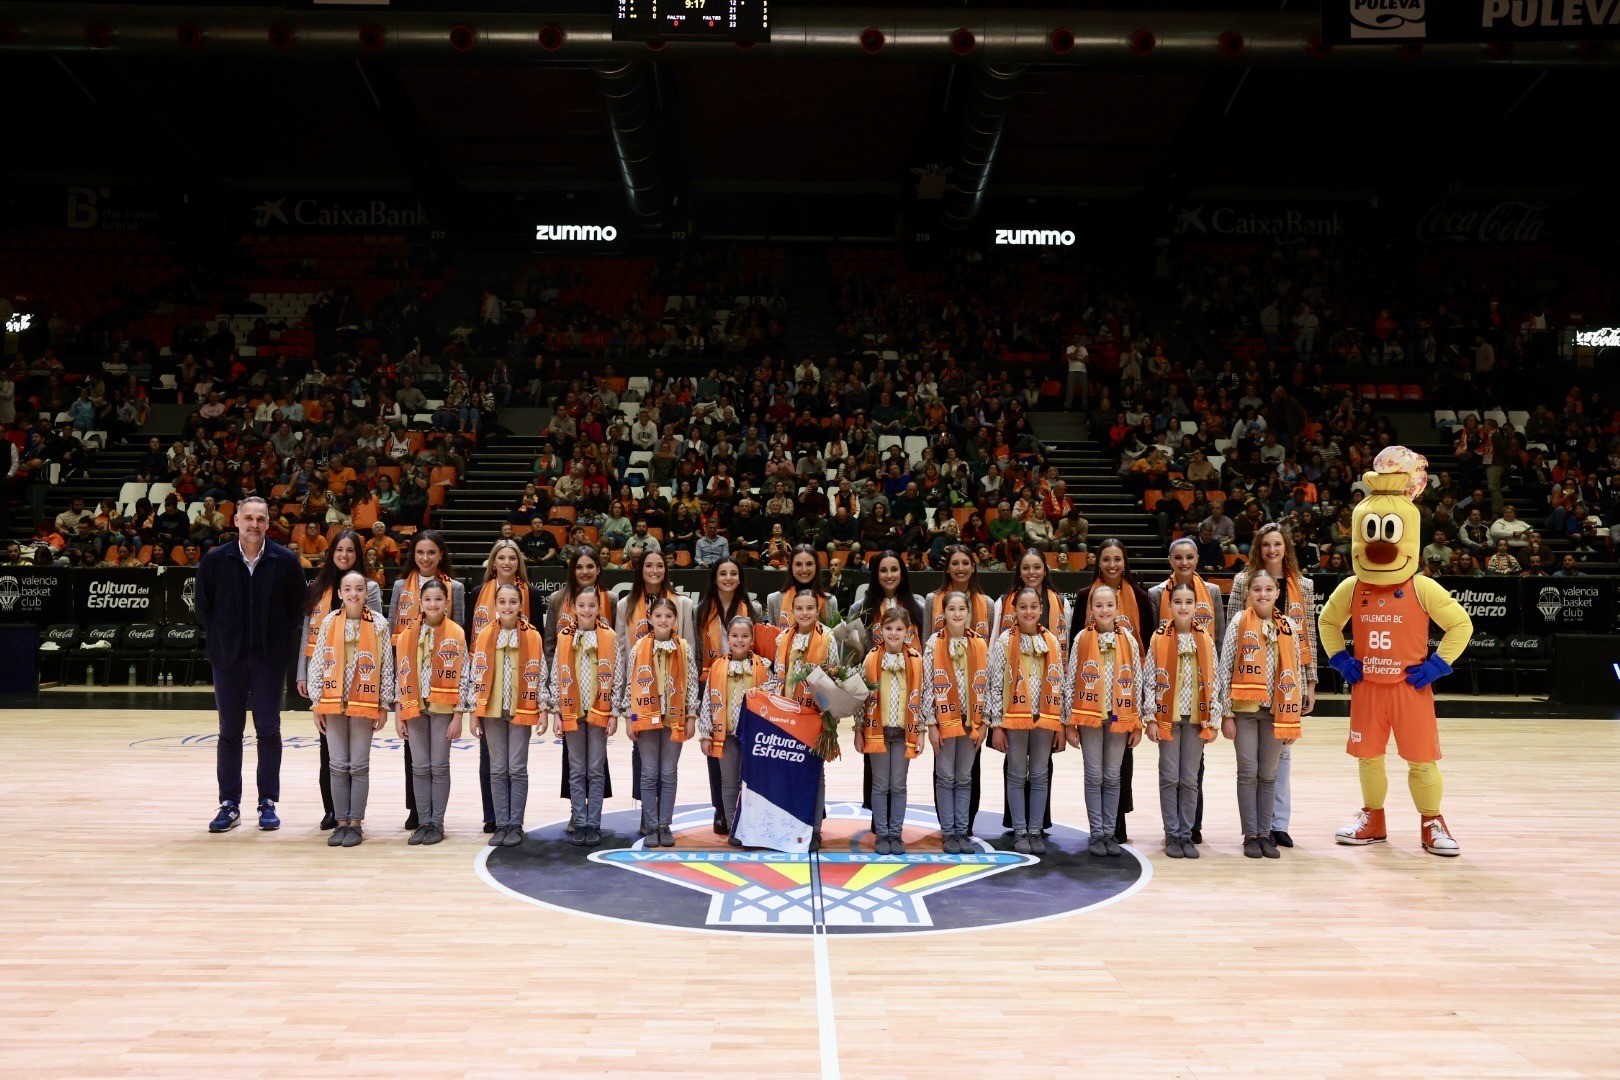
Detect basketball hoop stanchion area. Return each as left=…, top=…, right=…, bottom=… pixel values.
left=478, top=801, right=1149, bottom=935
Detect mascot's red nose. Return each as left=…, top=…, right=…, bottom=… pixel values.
left=1363, top=540, right=1399, bottom=564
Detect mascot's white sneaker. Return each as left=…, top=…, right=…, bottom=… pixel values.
left=1335, top=807, right=1387, bottom=845
left=1421, top=815, right=1460, bottom=857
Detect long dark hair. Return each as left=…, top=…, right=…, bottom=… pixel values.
left=939, top=543, right=986, bottom=599
left=557, top=544, right=603, bottom=611
left=624, top=546, right=672, bottom=624
left=306, top=528, right=365, bottom=611
left=1070, top=537, right=1135, bottom=642
left=695, top=555, right=759, bottom=632
left=862, top=549, right=925, bottom=635
left=407, top=529, right=454, bottom=577
left=779, top=544, right=827, bottom=600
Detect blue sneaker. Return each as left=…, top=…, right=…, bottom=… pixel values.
left=209, top=802, right=241, bottom=833
left=257, top=800, right=280, bottom=831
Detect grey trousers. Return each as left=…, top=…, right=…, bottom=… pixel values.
left=483, top=714, right=531, bottom=829
left=1003, top=728, right=1055, bottom=836
left=933, top=733, right=977, bottom=836
left=326, top=714, right=373, bottom=823
left=1079, top=725, right=1128, bottom=840
left=1157, top=722, right=1203, bottom=842
left=1274, top=743, right=1293, bottom=831
left=869, top=729, right=910, bottom=840
left=1235, top=711, right=1283, bottom=838
left=405, top=712, right=453, bottom=828
left=563, top=724, right=608, bottom=830
left=638, top=728, right=683, bottom=830
left=715, top=739, right=742, bottom=832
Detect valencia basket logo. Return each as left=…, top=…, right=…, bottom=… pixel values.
left=479, top=802, right=1149, bottom=936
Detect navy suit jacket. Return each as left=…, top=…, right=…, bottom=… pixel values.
left=194, top=538, right=308, bottom=672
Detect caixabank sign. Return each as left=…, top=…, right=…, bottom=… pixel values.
left=1324, top=0, right=1620, bottom=44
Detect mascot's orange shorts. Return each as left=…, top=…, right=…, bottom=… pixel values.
left=1347, top=681, right=1442, bottom=763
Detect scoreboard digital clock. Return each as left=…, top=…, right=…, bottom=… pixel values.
left=612, top=0, right=770, bottom=42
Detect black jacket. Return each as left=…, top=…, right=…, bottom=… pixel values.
left=194, top=538, right=308, bottom=671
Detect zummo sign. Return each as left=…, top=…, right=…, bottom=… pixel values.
left=993, top=229, right=1076, bottom=247
left=535, top=224, right=619, bottom=242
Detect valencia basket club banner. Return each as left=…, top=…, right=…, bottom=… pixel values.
left=733, top=691, right=825, bottom=854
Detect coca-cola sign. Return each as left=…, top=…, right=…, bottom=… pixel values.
left=1573, top=327, right=1620, bottom=348
left=1416, top=199, right=1550, bottom=244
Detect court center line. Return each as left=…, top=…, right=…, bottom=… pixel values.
left=809, top=848, right=842, bottom=1080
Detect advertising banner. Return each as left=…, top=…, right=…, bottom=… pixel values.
left=0, top=567, right=73, bottom=625
left=1323, top=1, right=1620, bottom=45
left=72, top=569, right=165, bottom=625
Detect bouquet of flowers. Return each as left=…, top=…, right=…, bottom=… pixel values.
left=786, top=612, right=874, bottom=762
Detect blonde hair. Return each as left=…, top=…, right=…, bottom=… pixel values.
left=482, top=538, right=530, bottom=585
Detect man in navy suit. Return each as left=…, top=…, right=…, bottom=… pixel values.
left=194, top=496, right=308, bottom=833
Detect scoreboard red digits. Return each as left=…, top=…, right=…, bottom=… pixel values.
left=611, top=0, right=770, bottom=42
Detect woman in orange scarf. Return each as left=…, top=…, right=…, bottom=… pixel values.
left=1143, top=582, right=1217, bottom=860
left=308, top=571, right=397, bottom=848
left=612, top=596, right=701, bottom=847
left=460, top=583, right=547, bottom=849
left=392, top=578, right=465, bottom=847
left=923, top=591, right=988, bottom=853
left=1212, top=569, right=1305, bottom=860
left=1065, top=584, right=1143, bottom=858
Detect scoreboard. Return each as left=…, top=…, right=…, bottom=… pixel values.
left=612, top=0, right=770, bottom=42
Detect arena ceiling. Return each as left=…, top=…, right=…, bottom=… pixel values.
left=1, top=2, right=1615, bottom=199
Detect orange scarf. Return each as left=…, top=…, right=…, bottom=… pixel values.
left=775, top=585, right=828, bottom=629
left=553, top=624, right=616, bottom=733
left=860, top=647, right=923, bottom=758
left=1281, top=574, right=1306, bottom=631
left=1156, top=575, right=1217, bottom=637
left=929, top=632, right=987, bottom=740
left=1230, top=608, right=1303, bottom=738
left=1069, top=625, right=1141, bottom=734
left=931, top=591, right=992, bottom=638
left=395, top=617, right=466, bottom=722
left=1000, top=628, right=1065, bottom=732
left=697, top=608, right=731, bottom=681
left=304, top=589, right=334, bottom=658
left=396, top=570, right=452, bottom=637
left=775, top=623, right=830, bottom=712
left=1149, top=624, right=1216, bottom=742
left=704, top=654, right=771, bottom=756
left=472, top=579, right=529, bottom=637
left=998, top=588, right=1067, bottom=641
left=314, top=611, right=384, bottom=721
left=865, top=595, right=921, bottom=647
left=628, top=634, right=692, bottom=740
left=469, top=618, right=544, bottom=725
left=1092, top=580, right=1141, bottom=640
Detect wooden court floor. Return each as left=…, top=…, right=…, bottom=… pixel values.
left=2, top=704, right=1618, bottom=1080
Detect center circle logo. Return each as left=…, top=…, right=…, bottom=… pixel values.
left=478, top=802, right=1150, bottom=935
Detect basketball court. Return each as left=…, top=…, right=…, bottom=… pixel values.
left=4, top=699, right=1616, bottom=1079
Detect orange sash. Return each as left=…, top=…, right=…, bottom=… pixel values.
left=1149, top=624, right=1215, bottom=741
left=469, top=618, right=544, bottom=725
left=774, top=623, right=830, bottom=712
left=928, top=632, right=987, bottom=740
left=314, top=611, right=384, bottom=721
left=860, top=647, right=923, bottom=758
left=554, top=625, right=616, bottom=733
left=697, top=609, right=729, bottom=682
left=304, top=590, right=333, bottom=658
left=930, top=591, right=992, bottom=638
left=704, top=654, right=771, bottom=756
left=472, top=579, right=529, bottom=637
left=1230, top=609, right=1303, bottom=737
left=1069, top=627, right=1140, bottom=733
left=997, top=589, right=1067, bottom=641
left=1156, top=575, right=1217, bottom=637
left=395, top=617, right=466, bottom=722
left=628, top=635, right=692, bottom=740
left=1000, top=629, right=1065, bottom=732
left=395, top=570, right=452, bottom=637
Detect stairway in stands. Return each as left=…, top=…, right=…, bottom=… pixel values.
left=429, top=433, right=547, bottom=560
left=6, top=437, right=150, bottom=543
left=1029, top=412, right=1162, bottom=566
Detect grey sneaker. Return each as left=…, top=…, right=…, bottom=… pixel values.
left=341, top=826, right=363, bottom=847
left=657, top=826, right=674, bottom=847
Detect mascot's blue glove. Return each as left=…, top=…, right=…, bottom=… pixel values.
left=1328, top=650, right=1363, bottom=686
left=1404, top=652, right=1453, bottom=690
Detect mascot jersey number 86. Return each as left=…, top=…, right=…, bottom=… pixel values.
left=1317, top=446, right=1473, bottom=857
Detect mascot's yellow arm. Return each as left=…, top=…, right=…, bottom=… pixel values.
left=1318, top=575, right=1474, bottom=665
